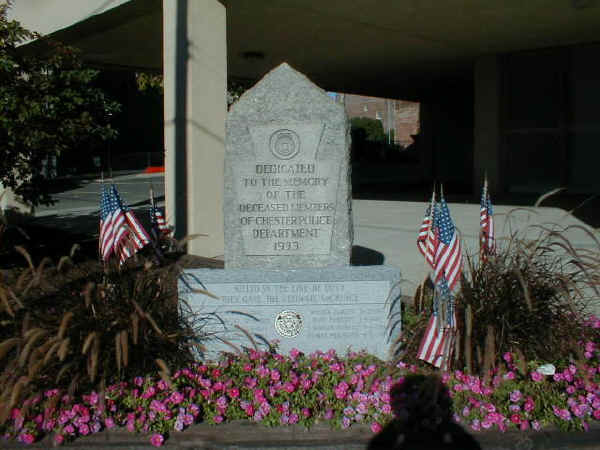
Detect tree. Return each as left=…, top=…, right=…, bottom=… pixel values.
left=350, top=117, right=386, bottom=143
left=0, top=2, right=120, bottom=206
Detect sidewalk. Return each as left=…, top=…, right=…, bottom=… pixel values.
left=2, top=421, right=600, bottom=449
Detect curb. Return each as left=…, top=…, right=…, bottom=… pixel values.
left=2, top=422, right=600, bottom=449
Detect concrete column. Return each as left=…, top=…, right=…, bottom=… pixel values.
left=473, top=55, right=502, bottom=195
left=163, top=0, right=226, bottom=258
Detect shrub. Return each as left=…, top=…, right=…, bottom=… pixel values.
left=0, top=248, right=198, bottom=423
left=0, top=2, right=120, bottom=206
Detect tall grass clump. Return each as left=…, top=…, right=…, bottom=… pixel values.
left=459, top=222, right=597, bottom=373
left=0, top=246, right=199, bottom=424
left=397, top=207, right=600, bottom=375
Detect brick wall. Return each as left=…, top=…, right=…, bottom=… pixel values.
left=336, top=94, right=420, bottom=147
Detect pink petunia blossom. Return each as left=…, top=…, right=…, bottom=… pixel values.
left=530, top=371, right=543, bottom=382
left=150, top=433, right=164, bottom=447
left=509, top=390, right=522, bottom=402
left=370, top=422, right=382, bottom=433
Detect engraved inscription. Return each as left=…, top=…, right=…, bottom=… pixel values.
left=239, top=123, right=339, bottom=256
left=182, top=279, right=396, bottom=358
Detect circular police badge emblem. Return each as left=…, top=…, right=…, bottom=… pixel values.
left=269, top=129, right=300, bottom=160
left=274, top=310, right=303, bottom=338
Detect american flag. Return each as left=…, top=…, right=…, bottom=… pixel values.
left=99, top=184, right=150, bottom=264
left=417, top=278, right=456, bottom=370
left=433, top=197, right=463, bottom=292
left=417, top=190, right=437, bottom=269
left=480, top=178, right=495, bottom=261
left=150, top=188, right=171, bottom=239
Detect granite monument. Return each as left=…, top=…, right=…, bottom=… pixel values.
left=180, top=63, right=401, bottom=359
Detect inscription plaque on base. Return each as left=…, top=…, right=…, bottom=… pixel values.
left=179, top=267, right=401, bottom=360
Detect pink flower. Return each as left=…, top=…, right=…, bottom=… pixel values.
left=503, top=352, right=513, bottom=363
left=288, top=413, right=299, bottom=424
left=503, top=371, right=516, bottom=380
left=532, top=420, right=541, bottom=431
left=593, top=409, right=600, bottom=420
left=302, top=408, right=311, bottom=418
left=289, top=348, right=301, bottom=359
left=370, top=422, right=382, bottom=433
left=530, top=371, right=543, bottom=382
left=484, top=403, right=496, bottom=413
left=104, top=417, right=115, bottom=429
left=216, top=395, right=228, bottom=409
left=524, top=397, right=535, bottom=412
left=510, top=414, right=521, bottom=424
left=520, top=420, right=530, bottom=431
left=169, top=391, right=184, bottom=404
left=54, top=434, right=64, bottom=445
left=481, top=419, right=493, bottom=429
left=245, top=377, right=257, bottom=388
left=553, top=372, right=563, bottom=382
left=470, top=419, right=481, bottom=431
left=341, top=416, right=351, bottom=429
left=19, top=433, right=35, bottom=444
left=150, top=433, right=164, bottom=447
left=227, top=387, right=240, bottom=399
left=553, top=406, right=572, bottom=421
left=270, top=369, right=281, bottom=382
left=324, top=409, right=334, bottom=420
left=334, top=381, right=349, bottom=399
left=214, top=415, right=224, bottom=423
left=509, top=390, right=522, bottom=403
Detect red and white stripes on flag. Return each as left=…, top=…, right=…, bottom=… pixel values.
left=417, top=190, right=437, bottom=269
left=99, top=184, right=150, bottom=265
left=480, top=178, right=495, bottom=261
left=432, top=198, right=463, bottom=292
left=416, top=313, right=456, bottom=371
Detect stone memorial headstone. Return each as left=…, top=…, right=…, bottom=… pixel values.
left=224, top=63, right=352, bottom=268
left=180, top=63, right=401, bottom=360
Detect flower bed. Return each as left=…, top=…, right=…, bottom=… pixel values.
left=3, top=316, right=600, bottom=447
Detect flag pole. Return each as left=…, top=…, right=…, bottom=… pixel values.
left=417, top=183, right=436, bottom=313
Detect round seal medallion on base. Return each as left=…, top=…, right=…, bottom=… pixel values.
left=274, top=310, right=303, bottom=338
left=269, top=129, right=300, bottom=160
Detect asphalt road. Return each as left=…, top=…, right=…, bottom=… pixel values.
left=36, top=172, right=165, bottom=216
left=30, top=172, right=165, bottom=238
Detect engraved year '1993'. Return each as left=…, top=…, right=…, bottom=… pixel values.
left=274, top=241, right=299, bottom=251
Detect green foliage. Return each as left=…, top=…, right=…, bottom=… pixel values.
left=0, top=3, right=120, bottom=206
left=135, top=72, right=163, bottom=92
left=350, top=117, right=386, bottom=143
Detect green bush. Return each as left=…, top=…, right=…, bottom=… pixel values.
left=0, top=2, right=120, bottom=206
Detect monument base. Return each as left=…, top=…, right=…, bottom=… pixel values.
left=179, top=266, right=401, bottom=361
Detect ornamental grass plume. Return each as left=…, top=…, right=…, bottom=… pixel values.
left=0, top=246, right=202, bottom=424
left=396, top=193, right=599, bottom=374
